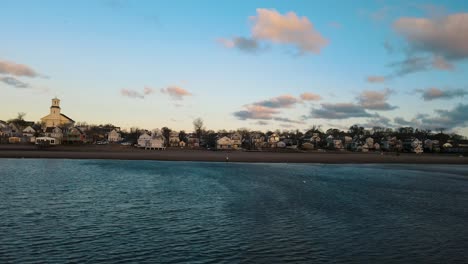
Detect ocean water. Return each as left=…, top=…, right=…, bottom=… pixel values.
left=0, top=159, right=467, bottom=263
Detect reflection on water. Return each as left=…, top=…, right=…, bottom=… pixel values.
left=1, top=159, right=467, bottom=263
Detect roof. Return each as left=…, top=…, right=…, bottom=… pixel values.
left=60, top=113, right=75, bottom=122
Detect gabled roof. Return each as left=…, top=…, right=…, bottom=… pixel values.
left=60, top=113, right=75, bottom=122
left=45, top=127, right=62, bottom=133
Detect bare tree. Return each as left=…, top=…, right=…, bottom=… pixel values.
left=193, top=118, right=204, bottom=140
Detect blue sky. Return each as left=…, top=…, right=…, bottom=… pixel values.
left=1, top=0, right=467, bottom=135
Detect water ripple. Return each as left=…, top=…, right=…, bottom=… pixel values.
left=1, top=159, right=467, bottom=263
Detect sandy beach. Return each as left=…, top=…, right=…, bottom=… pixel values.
left=0, top=145, right=467, bottom=164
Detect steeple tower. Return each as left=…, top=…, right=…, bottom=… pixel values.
left=50, top=97, right=61, bottom=115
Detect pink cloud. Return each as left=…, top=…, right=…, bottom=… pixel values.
left=300, top=92, right=322, bottom=101
left=250, top=9, right=328, bottom=54
left=357, top=88, right=397, bottom=111
left=220, top=9, right=328, bottom=55
left=161, top=86, right=192, bottom=100
left=0, top=59, right=38, bottom=77
left=394, top=13, right=468, bottom=60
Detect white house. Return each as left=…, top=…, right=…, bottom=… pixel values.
left=169, top=131, right=180, bottom=147
left=22, top=126, right=36, bottom=137
left=230, top=133, right=242, bottom=149
left=148, top=133, right=165, bottom=150
left=45, top=127, right=63, bottom=144
left=268, top=133, right=280, bottom=148
left=333, top=139, right=344, bottom=150
left=108, top=129, right=122, bottom=142
left=35, top=136, right=59, bottom=146
left=217, top=136, right=232, bottom=150
left=250, top=133, right=265, bottom=149
left=365, top=137, right=374, bottom=150
left=138, top=132, right=152, bottom=147
left=411, top=139, right=423, bottom=154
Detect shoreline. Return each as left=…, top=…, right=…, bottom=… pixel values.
left=0, top=145, right=467, bottom=164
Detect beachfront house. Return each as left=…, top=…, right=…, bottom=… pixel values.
left=137, top=132, right=152, bottom=147
left=147, top=132, right=166, bottom=150
left=230, top=133, right=242, bottom=150
left=108, top=129, right=122, bottom=142
left=216, top=136, right=232, bottom=150
left=7, top=123, right=21, bottom=137
left=326, top=135, right=334, bottom=148
left=333, top=139, right=344, bottom=150
left=35, top=136, right=59, bottom=146
left=250, top=132, right=265, bottom=150
left=64, top=127, right=86, bottom=144
left=22, top=126, right=36, bottom=137
left=365, top=137, right=374, bottom=150
left=268, top=133, right=280, bottom=148
left=187, top=134, right=200, bottom=148
left=45, top=127, right=63, bottom=144
left=344, top=136, right=353, bottom=150
left=169, top=131, right=180, bottom=147
left=310, top=133, right=321, bottom=148
left=411, top=139, right=423, bottom=154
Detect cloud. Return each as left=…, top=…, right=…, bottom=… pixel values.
left=143, top=86, right=155, bottom=95
left=394, top=13, right=468, bottom=61
left=300, top=92, right=322, bottom=101
left=234, top=94, right=306, bottom=122
left=218, top=37, right=261, bottom=53
left=254, top=120, right=269, bottom=126
left=253, top=94, right=299, bottom=108
left=120, top=86, right=157, bottom=99
left=221, top=9, right=328, bottom=55
left=160, top=86, right=192, bottom=100
left=233, top=105, right=279, bottom=120
left=432, top=55, right=454, bottom=70
left=121, top=89, right=144, bottom=99
left=0, top=76, right=29, bottom=88
left=416, top=87, right=468, bottom=101
left=366, top=76, right=386, bottom=83
left=357, top=88, right=397, bottom=111
left=388, top=55, right=432, bottom=76
left=0, top=59, right=38, bottom=77
left=251, top=9, right=328, bottom=54
left=394, top=117, right=414, bottom=126
left=310, top=103, right=374, bottom=119
left=273, top=117, right=305, bottom=124
left=357, top=114, right=393, bottom=128
left=421, top=103, right=468, bottom=129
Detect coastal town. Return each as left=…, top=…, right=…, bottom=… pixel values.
left=1, top=97, right=467, bottom=155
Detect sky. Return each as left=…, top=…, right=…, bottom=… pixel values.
left=1, top=0, right=467, bottom=135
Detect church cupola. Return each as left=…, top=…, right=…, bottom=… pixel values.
left=52, top=97, right=60, bottom=108
left=50, top=97, right=61, bottom=115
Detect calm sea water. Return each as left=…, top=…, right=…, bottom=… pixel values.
left=0, top=159, right=467, bottom=263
